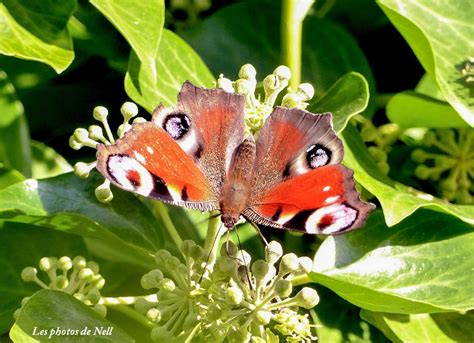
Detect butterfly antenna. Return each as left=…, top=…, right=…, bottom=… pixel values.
left=195, top=212, right=221, bottom=227
left=235, top=227, right=253, bottom=290
left=250, top=221, right=269, bottom=247
left=199, top=221, right=224, bottom=284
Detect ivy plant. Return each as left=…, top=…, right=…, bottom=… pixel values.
left=0, top=0, right=473, bottom=342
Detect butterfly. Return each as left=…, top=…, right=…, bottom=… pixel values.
left=96, top=82, right=374, bottom=235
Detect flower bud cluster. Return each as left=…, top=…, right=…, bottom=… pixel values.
left=460, top=56, right=474, bottom=86
left=412, top=129, right=473, bottom=204
left=352, top=114, right=401, bottom=174
left=17, top=256, right=106, bottom=318
left=139, top=240, right=318, bottom=342
left=217, top=64, right=315, bottom=134
left=69, top=102, right=145, bottom=203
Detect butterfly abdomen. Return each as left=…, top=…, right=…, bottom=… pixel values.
left=220, top=137, right=256, bottom=228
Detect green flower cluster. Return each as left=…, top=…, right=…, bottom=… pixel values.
left=18, top=256, right=106, bottom=318
left=137, top=240, right=318, bottom=342
left=412, top=129, right=474, bottom=204
left=217, top=64, right=315, bottom=134
left=353, top=114, right=401, bottom=174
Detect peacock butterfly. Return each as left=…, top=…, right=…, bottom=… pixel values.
left=96, top=82, right=374, bottom=234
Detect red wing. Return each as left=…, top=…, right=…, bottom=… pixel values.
left=152, top=82, right=246, bottom=192
left=96, top=122, right=218, bottom=211
left=244, top=165, right=374, bottom=234
left=251, top=107, right=344, bottom=195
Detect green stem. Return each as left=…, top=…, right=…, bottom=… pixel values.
left=112, top=305, right=155, bottom=328
left=281, top=0, right=314, bottom=89
left=290, top=274, right=311, bottom=286
left=203, top=211, right=225, bottom=263
left=152, top=202, right=183, bottom=251
left=314, top=0, right=336, bottom=18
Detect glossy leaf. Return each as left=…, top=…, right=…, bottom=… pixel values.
left=0, top=222, right=88, bottom=334
left=311, top=287, right=388, bottom=342
left=0, top=172, right=161, bottom=267
left=31, top=141, right=72, bottom=179
left=125, top=29, right=215, bottom=112
left=10, top=290, right=133, bottom=342
left=0, top=71, right=31, bottom=177
left=387, top=91, right=468, bottom=128
left=310, top=210, right=474, bottom=313
left=361, top=310, right=474, bottom=342
left=0, top=0, right=75, bottom=73
left=0, top=168, right=25, bottom=190
left=309, top=72, right=369, bottom=133
left=342, top=124, right=474, bottom=226
left=377, top=0, right=474, bottom=126
left=90, top=0, right=164, bottom=70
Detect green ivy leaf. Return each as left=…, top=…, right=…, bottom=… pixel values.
left=125, top=29, right=215, bottom=112
left=31, top=140, right=72, bottom=179
left=90, top=0, right=164, bottom=70
left=0, top=71, right=31, bottom=177
left=387, top=91, right=468, bottom=128
left=0, top=173, right=163, bottom=268
left=0, top=168, right=25, bottom=190
left=342, top=124, right=474, bottom=226
left=0, top=222, right=88, bottom=335
left=311, top=287, right=388, bottom=342
left=0, top=0, right=75, bottom=73
left=10, top=290, right=133, bottom=342
left=377, top=0, right=474, bottom=126
left=361, top=310, right=474, bottom=342
left=309, top=72, right=369, bottom=133
left=310, top=210, right=474, bottom=314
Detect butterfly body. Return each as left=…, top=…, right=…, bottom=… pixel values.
left=97, top=82, right=374, bottom=234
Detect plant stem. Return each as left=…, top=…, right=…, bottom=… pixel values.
left=112, top=305, right=155, bottom=328
left=152, top=202, right=183, bottom=251
left=290, top=274, right=311, bottom=286
left=203, top=211, right=225, bottom=263
left=281, top=0, right=314, bottom=89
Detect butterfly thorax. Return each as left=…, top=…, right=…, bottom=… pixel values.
left=220, top=137, right=256, bottom=228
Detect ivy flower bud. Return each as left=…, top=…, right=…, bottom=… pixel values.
left=39, top=257, right=57, bottom=271
left=120, top=102, right=138, bottom=121
left=21, top=267, right=37, bottom=282
left=251, top=260, right=270, bottom=280
left=279, top=253, right=299, bottom=275
left=217, top=74, right=235, bottom=92
left=274, top=279, right=292, bottom=298
left=256, top=310, right=273, bottom=325
left=273, top=65, right=291, bottom=81
left=220, top=241, right=238, bottom=257
left=265, top=241, right=283, bottom=265
left=78, top=268, right=94, bottom=282
left=55, top=275, right=69, bottom=289
left=239, top=64, right=257, bottom=80
left=135, top=298, right=155, bottom=315
left=226, top=285, right=243, bottom=305
left=86, top=289, right=101, bottom=304
left=88, top=125, right=106, bottom=143
left=147, top=308, right=162, bottom=323
left=181, top=240, right=196, bottom=258
left=297, top=257, right=313, bottom=275
left=92, top=275, right=105, bottom=289
left=155, top=250, right=172, bottom=266
left=93, top=106, right=109, bottom=122
left=73, top=162, right=94, bottom=179
left=95, top=179, right=113, bottom=203
left=58, top=256, right=72, bottom=271
left=73, top=256, right=87, bottom=269
left=294, top=287, right=319, bottom=309
left=296, top=83, right=314, bottom=101
left=217, top=256, right=237, bottom=274
left=158, top=278, right=175, bottom=292
left=86, top=261, right=100, bottom=274
left=69, top=136, right=82, bottom=150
